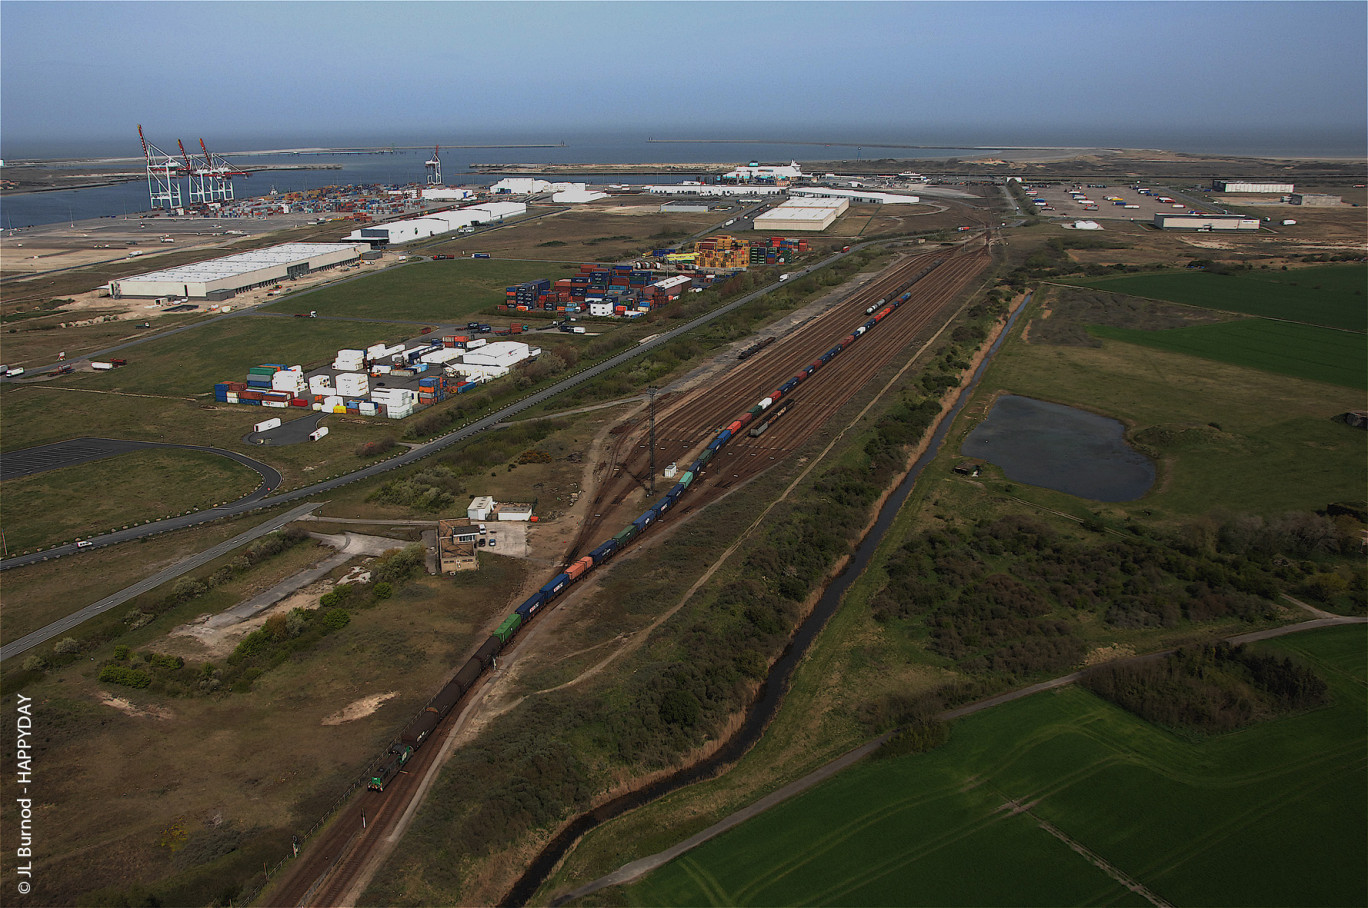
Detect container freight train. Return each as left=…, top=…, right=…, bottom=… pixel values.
left=372, top=263, right=943, bottom=784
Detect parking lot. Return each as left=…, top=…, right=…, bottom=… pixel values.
left=1020, top=181, right=1218, bottom=223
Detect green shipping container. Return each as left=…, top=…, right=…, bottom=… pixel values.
left=494, top=613, right=522, bottom=643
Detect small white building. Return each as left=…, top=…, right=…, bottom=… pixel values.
left=467, top=496, right=495, bottom=521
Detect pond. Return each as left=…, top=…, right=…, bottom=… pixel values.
left=961, top=394, right=1155, bottom=501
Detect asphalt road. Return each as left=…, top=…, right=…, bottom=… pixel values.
left=0, top=436, right=282, bottom=487
left=0, top=501, right=322, bottom=663
left=0, top=249, right=850, bottom=575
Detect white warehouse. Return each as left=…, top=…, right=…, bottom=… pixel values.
left=109, top=242, right=367, bottom=300
left=347, top=202, right=527, bottom=244
left=754, top=197, right=850, bottom=232
left=789, top=186, right=920, bottom=205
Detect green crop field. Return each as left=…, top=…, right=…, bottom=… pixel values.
left=1074, top=265, right=1368, bottom=331
left=1090, top=319, right=1367, bottom=390
left=262, top=259, right=579, bottom=321
left=623, top=627, right=1366, bottom=907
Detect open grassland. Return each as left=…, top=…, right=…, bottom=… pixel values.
left=979, top=306, right=1365, bottom=519
left=0, top=448, right=260, bottom=554
left=263, top=258, right=578, bottom=321
left=1089, top=319, right=1366, bottom=390
left=621, top=627, right=1365, bottom=908
left=1073, top=265, right=1367, bottom=331
left=69, top=316, right=416, bottom=396
left=0, top=311, right=209, bottom=369
left=0, top=549, right=530, bottom=906
left=424, top=206, right=721, bottom=262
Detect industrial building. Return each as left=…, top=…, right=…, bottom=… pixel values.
left=447, top=340, right=536, bottom=382
left=788, top=186, right=920, bottom=205
left=646, top=183, right=785, bottom=197
left=421, top=187, right=475, bottom=202
left=1290, top=193, right=1341, bottom=206
left=659, top=201, right=712, bottom=213
left=1154, top=213, right=1261, bottom=231
left=346, top=202, right=527, bottom=245
left=551, top=183, right=609, bottom=203
left=1211, top=180, right=1296, bottom=193
left=754, top=197, right=849, bottom=232
left=109, top=242, right=368, bottom=301
left=719, top=161, right=805, bottom=183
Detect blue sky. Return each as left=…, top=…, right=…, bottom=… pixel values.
left=2, top=1, right=1365, bottom=156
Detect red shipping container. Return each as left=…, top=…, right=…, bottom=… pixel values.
left=289, top=398, right=308, bottom=407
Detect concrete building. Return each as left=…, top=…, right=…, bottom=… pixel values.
left=1290, top=193, right=1341, bottom=206
left=108, top=242, right=367, bottom=301
left=1154, top=213, right=1261, bottom=231
left=467, top=496, right=495, bottom=521
left=1212, top=180, right=1295, bottom=193
left=789, top=186, right=920, bottom=205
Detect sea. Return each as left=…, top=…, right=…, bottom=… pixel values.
left=3, top=128, right=1363, bottom=229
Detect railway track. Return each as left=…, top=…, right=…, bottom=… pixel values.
left=267, top=239, right=991, bottom=906
left=569, top=241, right=990, bottom=555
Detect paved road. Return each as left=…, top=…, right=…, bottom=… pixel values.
left=0, top=436, right=282, bottom=487
left=0, top=501, right=322, bottom=663
left=0, top=249, right=853, bottom=572
left=551, top=612, right=1366, bottom=904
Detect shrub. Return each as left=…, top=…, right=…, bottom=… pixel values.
left=322, top=609, right=351, bottom=630
left=53, top=637, right=80, bottom=656
left=99, top=665, right=153, bottom=688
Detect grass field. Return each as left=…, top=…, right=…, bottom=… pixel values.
left=1074, top=265, right=1368, bottom=331
left=1089, top=318, right=1367, bottom=390
left=622, top=626, right=1366, bottom=907
left=0, top=448, right=260, bottom=554
left=263, top=258, right=580, bottom=321
left=63, top=316, right=418, bottom=396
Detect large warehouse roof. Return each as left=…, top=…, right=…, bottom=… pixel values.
left=789, top=187, right=920, bottom=205
left=120, top=243, right=364, bottom=285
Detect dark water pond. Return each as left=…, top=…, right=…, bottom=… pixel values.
left=961, top=395, right=1154, bottom=501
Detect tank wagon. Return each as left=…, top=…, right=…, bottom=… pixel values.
left=371, top=260, right=946, bottom=786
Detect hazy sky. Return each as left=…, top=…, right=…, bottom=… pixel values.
left=2, top=1, right=1365, bottom=155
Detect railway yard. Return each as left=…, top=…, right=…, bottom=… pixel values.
left=1, top=151, right=1363, bottom=908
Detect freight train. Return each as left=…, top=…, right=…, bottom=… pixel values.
left=370, top=261, right=943, bottom=788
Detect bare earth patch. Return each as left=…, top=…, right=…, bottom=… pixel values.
left=1083, top=643, right=1137, bottom=667
left=322, top=692, right=398, bottom=726
left=165, top=583, right=331, bottom=660
left=99, top=694, right=175, bottom=720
